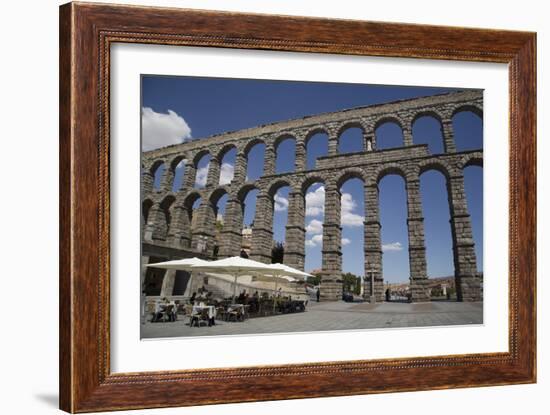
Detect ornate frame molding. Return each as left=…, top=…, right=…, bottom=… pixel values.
left=59, top=2, right=536, bottom=412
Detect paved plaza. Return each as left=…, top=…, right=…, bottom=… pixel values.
left=141, top=300, right=483, bottom=339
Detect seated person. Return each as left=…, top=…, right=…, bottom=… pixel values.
left=151, top=301, right=163, bottom=322
left=151, top=298, right=170, bottom=322
left=165, top=303, right=176, bottom=322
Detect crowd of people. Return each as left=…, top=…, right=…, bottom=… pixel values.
left=189, top=285, right=213, bottom=304
left=150, top=286, right=308, bottom=323
left=234, top=289, right=308, bottom=315
left=150, top=297, right=177, bottom=322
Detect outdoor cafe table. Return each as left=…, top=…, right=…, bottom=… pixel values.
left=227, top=304, right=248, bottom=320
left=192, top=304, right=216, bottom=319
left=152, top=301, right=176, bottom=322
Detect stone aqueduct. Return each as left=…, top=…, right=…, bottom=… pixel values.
left=141, top=90, right=483, bottom=302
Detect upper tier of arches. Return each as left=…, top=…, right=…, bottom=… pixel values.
left=142, top=95, right=483, bottom=197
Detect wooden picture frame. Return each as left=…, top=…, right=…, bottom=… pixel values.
left=59, top=2, right=536, bottom=412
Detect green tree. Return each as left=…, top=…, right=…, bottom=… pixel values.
left=342, top=272, right=361, bottom=295
left=306, top=275, right=321, bottom=286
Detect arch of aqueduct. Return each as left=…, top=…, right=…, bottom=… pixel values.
left=141, top=90, right=483, bottom=302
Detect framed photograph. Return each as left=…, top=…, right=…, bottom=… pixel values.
left=59, top=2, right=536, bottom=412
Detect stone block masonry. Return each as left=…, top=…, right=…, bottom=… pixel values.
left=142, top=90, right=483, bottom=302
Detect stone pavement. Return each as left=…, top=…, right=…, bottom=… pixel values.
left=141, top=300, right=483, bottom=339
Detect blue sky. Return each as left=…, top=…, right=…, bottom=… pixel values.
left=142, top=76, right=483, bottom=283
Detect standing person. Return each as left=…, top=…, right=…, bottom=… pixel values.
left=237, top=290, right=245, bottom=304
left=316, top=287, right=320, bottom=302
left=151, top=300, right=162, bottom=322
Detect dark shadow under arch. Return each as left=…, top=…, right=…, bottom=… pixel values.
left=142, top=199, right=154, bottom=224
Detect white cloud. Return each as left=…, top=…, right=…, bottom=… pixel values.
left=274, top=193, right=288, bottom=212
left=195, top=165, right=209, bottom=187
left=306, top=234, right=323, bottom=247
left=219, top=162, right=234, bottom=185
left=141, top=107, right=192, bottom=151
left=341, top=238, right=351, bottom=246
left=305, top=185, right=325, bottom=217
left=174, top=159, right=187, bottom=170
left=306, top=219, right=323, bottom=235
left=341, top=192, right=364, bottom=227
left=305, top=188, right=364, bottom=226
left=382, top=242, right=404, bottom=252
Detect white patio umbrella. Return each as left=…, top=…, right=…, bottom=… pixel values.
left=146, top=257, right=211, bottom=298
left=260, top=263, right=312, bottom=310
left=267, top=263, right=312, bottom=280
left=263, top=263, right=311, bottom=293
left=189, top=256, right=279, bottom=302
left=253, top=273, right=297, bottom=294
